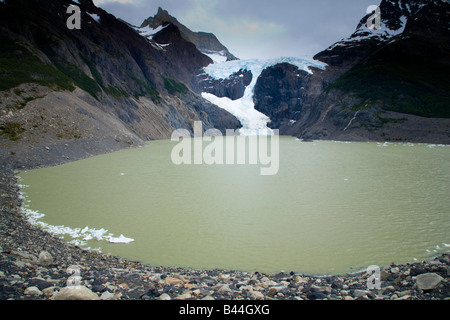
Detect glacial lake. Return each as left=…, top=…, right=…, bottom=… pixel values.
left=19, top=137, right=450, bottom=275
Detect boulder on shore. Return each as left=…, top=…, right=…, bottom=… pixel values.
left=53, top=286, right=100, bottom=300
left=416, top=273, right=444, bottom=291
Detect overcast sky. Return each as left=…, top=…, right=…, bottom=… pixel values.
left=93, top=0, right=379, bottom=59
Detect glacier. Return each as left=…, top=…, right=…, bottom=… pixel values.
left=201, top=57, right=327, bottom=136
left=202, top=50, right=228, bottom=64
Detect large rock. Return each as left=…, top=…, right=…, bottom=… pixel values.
left=254, top=63, right=311, bottom=124
left=217, top=285, right=232, bottom=294
left=307, top=291, right=327, bottom=300
left=100, top=291, right=120, bottom=300
left=28, top=278, right=54, bottom=290
left=38, top=251, right=53, bottom=266
left=249, top=290, right=265, bottom=300
left=268, top=286, right=285, bottom=297
left=53, top=286, right=100, bottom=300
left=198, top=69, right=252, bottom=100
left=24, top=286, right=43, bottom=296
left=164, top=276, right=184, bottom=285
left=158, top=293, right=172, bottom=300
left=415, top=273, right=444, bottom=291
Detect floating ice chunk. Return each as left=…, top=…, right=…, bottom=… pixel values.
left=19, top=189, right=134, bottom=247
left=108, top=234, right=134, bottom=244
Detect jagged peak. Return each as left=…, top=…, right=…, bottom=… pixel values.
left=141, top=7, right=177, bottom=29
left=156, top=6, right=169, bottom=16
left=139, top=7, right=238, bottom=62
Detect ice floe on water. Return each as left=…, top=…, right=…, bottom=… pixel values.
left=107, top=234, right=135, bottom=244
left=376, top=141, right=450, bottom=148
left=425, top=243, right=450, bottom=255
left=18, top=184, right=134, bottom=249
left=427, top=144, right=449, bottom=148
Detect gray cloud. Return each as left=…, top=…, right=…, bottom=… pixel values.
left=96, top=0, right=379, bottom=59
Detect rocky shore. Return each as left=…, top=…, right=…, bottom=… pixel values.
left=1, top=165, right=449, bottom=301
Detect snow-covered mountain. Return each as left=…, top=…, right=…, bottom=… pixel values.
left=316, top=0, right=449, bottom=68
left=195, top=0, right=449, bottom=141
left=330, top=0, right=429, bottom=48
left=200, top=0, right=449, bottom=143
left=1, top=0, right=448, bottom=154
left=288, top=0, right=450, bottom=143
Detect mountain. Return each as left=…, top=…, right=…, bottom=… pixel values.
left=0, top=0, right=240, bottom=169
left=1, top=0, right=449, bottom=163
left=140, top=7, right=238, bottom=63
left=253, top=0, right=450, bottom=143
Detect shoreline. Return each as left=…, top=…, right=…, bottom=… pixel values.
left=1, top=162, right=449, bottom=300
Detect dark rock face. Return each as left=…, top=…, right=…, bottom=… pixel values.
left=314, top=0, right=438, bottom=70
left=252, top=0, right=450, bottom=143
left=254, top=63, right=310, bottom=126
left=152, top=23, right=213, bottom=88
left=141, top=7, right=238, bottom=61
left=197, top=69, right=252, bottom=100
left=0, top=0, right=241, bottom=153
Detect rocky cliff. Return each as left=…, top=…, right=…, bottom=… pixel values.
left=140, top=7, right=238, bottom=62
left=254, top=0, right=450, bottom=143
left=0, top=0, right=240, bottom=169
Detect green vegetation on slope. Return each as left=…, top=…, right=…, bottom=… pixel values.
left=163, top=76, right=187, bottom=95
left=327, top=52, right=450, bottom=118
left=0, top=40, right=101, bottom=99
left=0, top=121, right=25, bottom=141
left=0, top=42, right=75, bottom=92
left=52, top=60, right=102, bottom=99
left=126, top=71, right=161, bottom=103
left=80, top=53, right=105, bottom=88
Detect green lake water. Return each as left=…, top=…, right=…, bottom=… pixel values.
left=18, top=137, right=450, bottom=275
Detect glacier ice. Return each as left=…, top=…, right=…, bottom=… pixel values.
left=201, top=57, right=327, bottom=136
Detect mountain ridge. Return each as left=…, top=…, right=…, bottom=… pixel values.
left=0, top=0, right=240, bottom=169
left=141, top=7, right=238, bottom=62
left=252, top=0, right=450, bottom=143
